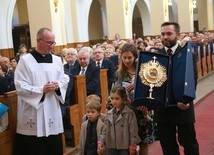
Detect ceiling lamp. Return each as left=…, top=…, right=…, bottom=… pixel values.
left=168, top=0, right=172, bottom=6
left=193, top=0, right=197, bottom=9
left=54, top=0, right=58, bottom=12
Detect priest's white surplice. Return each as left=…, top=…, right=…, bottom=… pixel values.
left=15, top=53, right=69, bottom=137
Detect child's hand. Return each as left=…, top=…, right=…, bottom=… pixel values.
left=129, top=149, right=136, bottom=155
left=129, top=144, right=137, bottom=155
left=97, top=141, right=104, bottom=154
left=100, top=113, right=106, bottom=121
left=97, top=148, right=103, bottom=155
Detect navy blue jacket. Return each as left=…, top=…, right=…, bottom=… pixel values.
left=71, top=62, right=101, bottom=98
left=94, top=59, right=115, bottom=92
left=154, top=45, right=198, bottom=124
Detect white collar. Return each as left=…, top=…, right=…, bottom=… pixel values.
left=165, top=43, right=179, bottom=54
left=81, top=66, right=88, bottom=70
left=96, top=59, right=103, bottom=64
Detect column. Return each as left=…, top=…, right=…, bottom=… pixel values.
left=175, top=0, right=194, bottom=32
left=207, top=0, right=214, bottom=30
left=148, top=0, right=166, bottom=35
left=0, top=0, right=15, bottom=49
left=105, top=0, right=127, bottom=40
left=26, top=0, right=66, bottom=47
left=197, top=0, right=208, bottom=30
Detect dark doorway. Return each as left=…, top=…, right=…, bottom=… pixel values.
left=132, top=5, right=143, bottom=38
left=194, top=20, right=199, bottom=32
left=12, top=24, right=31, bottom=55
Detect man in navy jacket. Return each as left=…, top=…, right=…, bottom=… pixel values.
left=154, top=22, right=199, bottom=155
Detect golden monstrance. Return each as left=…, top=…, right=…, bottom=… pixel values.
left=139, top=56, right=167, bottom=99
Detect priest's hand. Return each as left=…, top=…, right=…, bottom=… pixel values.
left=43, top=82, right=59, bottom=93
left=177, top=102, right=190, bottom=110
left=52, top=82, right=59, bottom=90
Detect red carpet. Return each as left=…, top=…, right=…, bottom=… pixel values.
left=148, top=90, right=214, bottom=155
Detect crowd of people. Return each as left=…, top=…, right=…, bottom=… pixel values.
left=0, top=44, right=28, bottom=95
left=1, top=21, right=214, bottom=155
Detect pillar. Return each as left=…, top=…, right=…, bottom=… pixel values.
left=207, top=0, right=214, bottom=30
left=105, top=0, right=127, bottom=40
left=148, top=0, right=166, bottom=35
left=26, top=0, right=66, bottom=47
left=175, top=0, right=194, bottom=32
left=197, top=0, right=208, bottom=30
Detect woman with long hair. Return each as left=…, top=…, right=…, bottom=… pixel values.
left=113, top=43, right=157, bottom=155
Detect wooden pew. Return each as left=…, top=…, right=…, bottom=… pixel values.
left=208, top=44, right=214, bottom=71
left=100, top=69, right=109, bottom=113
left=0, top=91, right=17, bottom=155
left=212, top=50, right=214, bottom=71
left=68, top=69, right=109, bottom=147
left=0, top=91, right=73, bottom=155
left=0, top=91, right=78, bottom=155
left=0, top=91, right=74, bottom=155
left=0, top=92, right=78, bottom=155
left=196, top=46, right=202, bottom=80
left=207, top=45, right=212, bottom=73
left=201, top=45, right=208, bottom=76
left=69, top=75, right=87, bottom=146
left=0, top=48, right=15, bottom=59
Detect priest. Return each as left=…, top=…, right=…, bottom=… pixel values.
left=14, top=27, right=69, bottom=155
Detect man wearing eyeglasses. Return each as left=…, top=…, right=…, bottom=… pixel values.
left=93, top=46, right=115, bottom=92
left=14, top=27, right=69, bottom=155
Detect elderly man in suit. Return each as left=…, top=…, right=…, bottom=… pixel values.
left=71, top=47, right=101, bottom=98
left=154, top=22, right=199, bottom=155
left=93, top=47, right=115, bottom=92
left=63, top=48, right=78, bottom=72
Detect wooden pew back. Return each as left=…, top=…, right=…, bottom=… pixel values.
left=69, top=69, right=109, bottom=146
left=201, top=45, right=208, bottom=76
left=0, top=91, right=17, bottom=155
left=212, top=51, right=214, bottom=71
left=69, top=75, right=87, bottom=146
left=100, top=69, right=109, bottom=113
left=196, top=46, right=202, bottom=80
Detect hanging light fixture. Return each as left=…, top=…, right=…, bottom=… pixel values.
left=193, top=0, right=197, bottom=9
left=168, top=0, right=172, bottom=6
left=125, top=0, right=129, bottom=15
left=54, top=0, right=58, bottom=12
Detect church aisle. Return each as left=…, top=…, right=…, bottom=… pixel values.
left=148, top=90, right=214, bottom=155
left=194, top=90, right=214, bottom=155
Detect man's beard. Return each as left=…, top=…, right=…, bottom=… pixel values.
left=162, top=39, right=177, bottom=48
